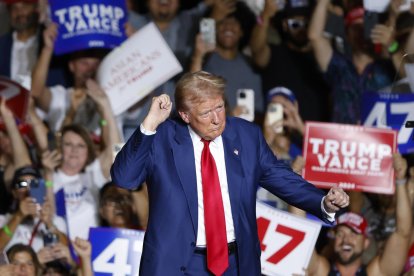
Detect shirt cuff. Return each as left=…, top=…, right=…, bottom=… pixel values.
left=140, top=124, right=156, bottom=135
left=321, top=196, right=336, bottom=223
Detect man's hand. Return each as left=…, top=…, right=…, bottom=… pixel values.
left=43, top=23, right=58, bottom=50
left=142, top=94, right=172, bottom=132
left=323, top=187, right=349, bottom=213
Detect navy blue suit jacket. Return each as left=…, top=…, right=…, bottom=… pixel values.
left=111, top=117, right=327, bottom=276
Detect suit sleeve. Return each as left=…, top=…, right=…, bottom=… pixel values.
left=110, top=126, right=154, bottom=190
left=257, top=129, right=329, bottom=222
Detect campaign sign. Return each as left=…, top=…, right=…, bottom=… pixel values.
left=256, top=201, right=321, bottom=276
left=49, top=0, right=127, bottom=55
left=303, top=122, right=396, bottom=194
left=89, top=227, right=145, bottom=276
left=97, top=22, right=183, bottom=115
left=0, top=76, right=29, bottom=123
left=361, top=92, right=414, bottom=154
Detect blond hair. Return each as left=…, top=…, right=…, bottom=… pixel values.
left=175, top=71, right=226, bottom=112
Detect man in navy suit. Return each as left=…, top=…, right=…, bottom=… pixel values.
left=111, top=71, right=349, bottom=276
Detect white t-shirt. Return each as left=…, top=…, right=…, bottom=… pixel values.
left=53, top=159, right=108, bottom=240
left=0, top=214, right=67, bottom=252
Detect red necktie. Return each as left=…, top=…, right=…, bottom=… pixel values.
left=201, top=139, right=228, bottom=276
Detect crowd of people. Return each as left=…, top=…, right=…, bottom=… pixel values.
left=0, top=0, right=413, bottom=275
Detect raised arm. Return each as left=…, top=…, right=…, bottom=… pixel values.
left=0, top=97, right=31, bottom=169
left=85, top=80, right=121, bottom=179
left=190, top=34, right=215, bottom=73
left=250, top=0, right=278, bottom=68
left=31, top=23, right=58, bottom=112
left=308, top=0, right=333, bottom=72
left=368, top=153, right=412, bottom=275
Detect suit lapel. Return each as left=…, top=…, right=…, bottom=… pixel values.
left=222, top=119, right=244, bottom=233
left=172, top=122, right=198, bottom=236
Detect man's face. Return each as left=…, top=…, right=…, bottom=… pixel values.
left=333, top=225, right=367, bottom=265
left=147, top=0, right=179, bottom=23
left=9, top=2, right=39, bottom=32
left=217, top=17, right=243, bottom=50
left=11, top=251, right=36, bottom=276
left=69, top=57, right=100, bottom=88
left=282, top=15, right=309, bottom=48
left=179, top=94, right=226, bottom=141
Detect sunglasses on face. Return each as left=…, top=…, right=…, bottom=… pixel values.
left=287, top=18, right=307, bottom=30
left=14, top=178, right=40, bottom=190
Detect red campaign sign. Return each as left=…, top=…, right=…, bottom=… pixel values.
left=0, top=76, right=30, bottom=123
left=303, top=122, right=397, bottom=194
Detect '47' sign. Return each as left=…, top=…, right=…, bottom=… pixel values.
left=256, top=201, right=321, bottom=276
left=362, top=93, right=414, bottom=154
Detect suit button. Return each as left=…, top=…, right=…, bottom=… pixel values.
left=191, top=242, right=195, bottom=247
left=180, top=266, right=186, bottom=272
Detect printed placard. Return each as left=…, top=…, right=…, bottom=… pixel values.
left=303, top=122, right=396, bottom=194
left=97, top=22, right=182, bottom=115
left=361, top=92, right=414, bottom=154
left=257, top=201, right=321, bottom=276
left=49, top=0, right=127, bottom=55
left=89, top=227, right=145, bottom=276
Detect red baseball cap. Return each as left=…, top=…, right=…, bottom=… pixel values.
left=345, top=7, right=364, bottom=26
left=336, top=212, right=369, bottom=236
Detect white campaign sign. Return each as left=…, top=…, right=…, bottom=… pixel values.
left=256, top=201, right=322, bottom=276
left=97, top=22, right=182, bottom=115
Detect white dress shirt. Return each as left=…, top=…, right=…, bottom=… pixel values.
left=187, top=127, right=236, bottom=247
left=11, top=31, right=38, bottom=82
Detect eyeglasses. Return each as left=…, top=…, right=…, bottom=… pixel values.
left=287, top=18, right=307, bottom=30
left=14, top=178, right=40, bottom=190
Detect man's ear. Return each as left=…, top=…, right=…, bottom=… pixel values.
left=178, top=111, right=190, bottom=124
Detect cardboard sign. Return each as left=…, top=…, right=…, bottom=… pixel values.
left=89, top=227, right=145, bottom=276
left=256, top=201, right=321, bottom=276
left=303, top=122, right=396, bottom=194
left=361, top=92, right=414, bottom=154
left=97, top=22, right=182, bottom=116
left=49, top=0, right=127, bottom=55
left=0, top=76, right=30, bottom=123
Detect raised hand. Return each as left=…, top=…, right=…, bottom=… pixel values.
left=323, top=187, right=349, bottom=213
left=142, top=94, right=172, bottom=132
left=43, top=23, right=58, bottom=50
left=393, top=152, right=407, bottom=180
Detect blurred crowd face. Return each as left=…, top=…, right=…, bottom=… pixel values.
left=100, top=186, right=134, bottom=228
left=147, top=0, right=179, bottom=23
left=12, top=174, right=36, bottom=201
left=61, top=131, right=88, bottom=173
left=346, top=22, right=371, bottom=55
left=283, top=15, right=309, bottom=48
left=333, top=225, right=367, bottom=265
left=216, top=17, right=243, bottom=50
left=9, top=2, right=39, bottom=32
left=10, top=251, right=36, bottom=276
left=68, top=57, right=100, bottom=88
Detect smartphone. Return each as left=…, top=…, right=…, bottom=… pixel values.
left=29, top=179, right=46, bottom=205
left=363, top=11, right=379, bottom=40
left=267, top=103, right=284, bottom=133
left=406, top=121, right=414, bottom=128
left=237, top=89, right=255, bottom=122
left=200, top=18, right=216, bottom=47
left=43, top=232, right=58, bottom=247
left=47, top=131, right=57, bottom=152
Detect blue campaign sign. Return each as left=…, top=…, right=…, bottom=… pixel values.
left=49, top=0, right=127, bottom=55
left=89, top=227, right=145, bottom=276
left=361, top=92, right=414, bottom=154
